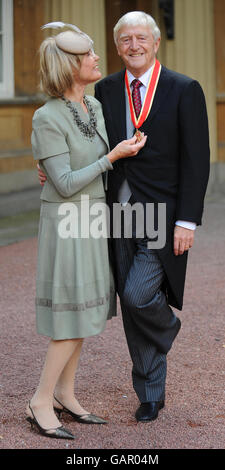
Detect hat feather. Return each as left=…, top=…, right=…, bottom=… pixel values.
left=41, top=22, right=93, bottom=46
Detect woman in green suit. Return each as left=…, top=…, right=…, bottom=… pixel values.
left=26, top=24, right=146, bottom=439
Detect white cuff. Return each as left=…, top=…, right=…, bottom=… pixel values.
left=175, top=220, right=196, bottom=231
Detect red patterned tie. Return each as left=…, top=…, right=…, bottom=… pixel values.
left=131, top=79, right=142, bottom=118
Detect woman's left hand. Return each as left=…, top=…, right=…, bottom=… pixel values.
left=37, top=163, right=47, bottom=186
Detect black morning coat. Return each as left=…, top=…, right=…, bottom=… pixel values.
left=95, top=65, right=210, bottom=310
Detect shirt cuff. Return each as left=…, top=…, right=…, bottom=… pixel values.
left=175, top=220, right=197, bottom=230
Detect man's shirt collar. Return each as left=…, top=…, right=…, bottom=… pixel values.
left=127, top=65, right=154, bottom=88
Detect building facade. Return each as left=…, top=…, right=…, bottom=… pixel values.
left=0, top=0, right=224, bottom=215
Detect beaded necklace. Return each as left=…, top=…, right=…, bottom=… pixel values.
left=61, top=95, right=97, bottom=141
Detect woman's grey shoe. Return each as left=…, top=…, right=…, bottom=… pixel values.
left=26, top=401, right=75, bottom=439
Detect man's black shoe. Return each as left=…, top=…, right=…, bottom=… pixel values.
left=135, top=400, right=165, bottom=422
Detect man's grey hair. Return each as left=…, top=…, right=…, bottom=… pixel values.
left=113, top=11, right=161, bottom=44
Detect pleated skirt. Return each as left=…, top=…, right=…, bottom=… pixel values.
left=35, top=200, right=116, bottom=340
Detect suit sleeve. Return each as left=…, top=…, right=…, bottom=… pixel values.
left=176, top=80, right=210, bottom=225
left=42, top=152, right=113, bottom=198
left=31, top=108, right=69, bottom=160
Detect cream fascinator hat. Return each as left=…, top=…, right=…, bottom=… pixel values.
left=41, top=21, right=94, bottom=54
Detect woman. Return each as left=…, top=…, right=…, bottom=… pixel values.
left=26, top=23, right=147, bottom=439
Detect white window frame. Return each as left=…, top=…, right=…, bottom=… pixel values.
left=0, top=0, right=14, bottom=98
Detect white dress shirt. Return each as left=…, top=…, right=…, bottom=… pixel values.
left=118, top=67, right=196, bottom=231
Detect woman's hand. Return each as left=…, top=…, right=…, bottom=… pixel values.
left=37, top=163, right=47, bottom=186
left=107, top=134, right=147, bottom=164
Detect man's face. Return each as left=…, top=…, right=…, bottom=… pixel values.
left=116, top=24, right=160, bottom=77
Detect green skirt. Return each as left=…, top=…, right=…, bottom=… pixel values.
left=35, top=200, right=116, bottom=340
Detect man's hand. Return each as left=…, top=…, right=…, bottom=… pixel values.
left=37, top=163, right=47, bottom=186
left=174, top=226, right=194, bottom=256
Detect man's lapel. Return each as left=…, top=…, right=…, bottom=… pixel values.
left=144, top=66, right=173, bottom=124
left=107, top=70, right=127, bottom=141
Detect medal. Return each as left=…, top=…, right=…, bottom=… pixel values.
left=125, top=59, right=161, bottom=136
left=135, top=129, right=143, bottom=142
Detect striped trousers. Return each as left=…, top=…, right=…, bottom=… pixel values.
left=113, top=233, right=181, bottom=403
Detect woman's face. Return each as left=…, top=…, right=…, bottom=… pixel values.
left=75, top=50, right=102, bottom=85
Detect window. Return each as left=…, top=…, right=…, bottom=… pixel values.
left=0, top=0, right=14, bottom=98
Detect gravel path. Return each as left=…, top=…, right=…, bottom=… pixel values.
left=0, top=201, right=224, bottom=450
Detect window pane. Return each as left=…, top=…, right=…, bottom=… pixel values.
left=0, top=36, right=2, bottom=82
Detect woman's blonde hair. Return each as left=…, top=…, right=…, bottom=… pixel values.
left=39, top=37, right=82, bottom=97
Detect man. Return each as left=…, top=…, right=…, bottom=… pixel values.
left=94, top=11, right=209, bottom=421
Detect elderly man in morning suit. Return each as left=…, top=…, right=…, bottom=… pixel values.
left=95, top=11, right=210, bottom=422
